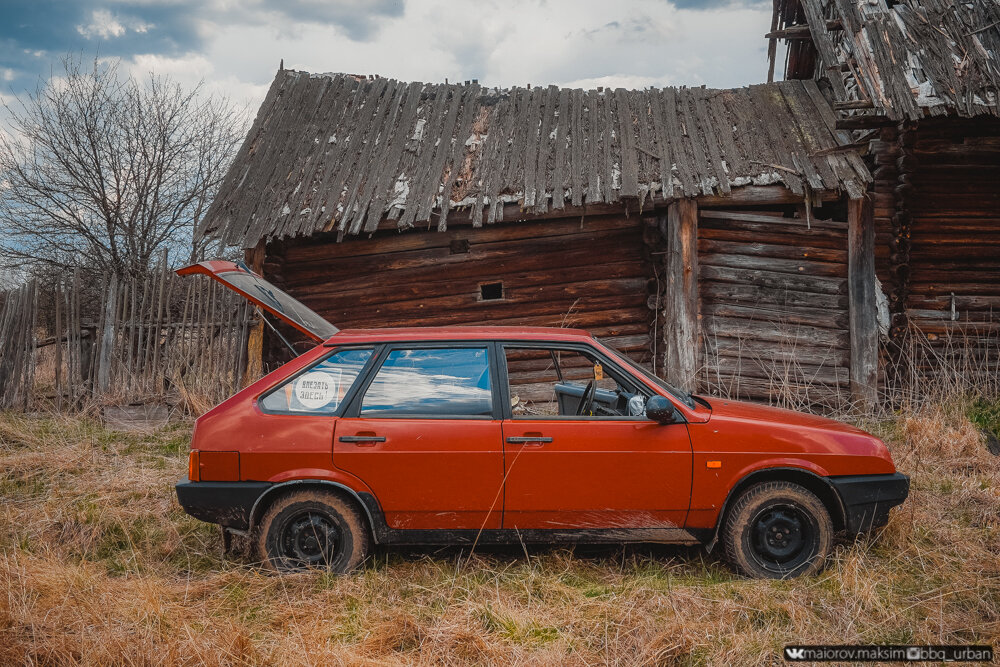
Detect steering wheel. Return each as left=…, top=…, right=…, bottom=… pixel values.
left=576, top=380, right=597, bottom=416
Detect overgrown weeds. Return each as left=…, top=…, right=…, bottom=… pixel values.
left=1, top=391, right=998, bottom=664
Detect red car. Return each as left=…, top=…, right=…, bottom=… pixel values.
left=176, top=261, right=908, bottom=579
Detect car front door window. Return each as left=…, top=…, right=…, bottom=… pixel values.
left=503, top=346, right=647, bottom=418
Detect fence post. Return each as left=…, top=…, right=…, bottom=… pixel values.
left=97, top=275, right=118, bottom=394
left=54, top=281, right=62, bottom=411
left=150, top=248, right=169, bottom=386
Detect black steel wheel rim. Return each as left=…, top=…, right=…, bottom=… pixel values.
left=280, top=510, right=340, bottom=567
left=749, top=504, right=813, bottom=571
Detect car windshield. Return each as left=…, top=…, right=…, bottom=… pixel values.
left=597, top=339, right=696, bottom=409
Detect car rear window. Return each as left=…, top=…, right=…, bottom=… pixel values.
left=259, top=348, right=374, bottom=414
left=359, top=347, right=493, bottom=418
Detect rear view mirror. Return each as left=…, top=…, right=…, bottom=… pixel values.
left=645, top=395, right=678, bottom=424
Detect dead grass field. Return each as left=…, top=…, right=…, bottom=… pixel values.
left=0, top=402, right=998, bottom=666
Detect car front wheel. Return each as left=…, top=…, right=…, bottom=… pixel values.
left=257, top=490, right=370, bottom=573
left=721, top=481, right=833, bottom=579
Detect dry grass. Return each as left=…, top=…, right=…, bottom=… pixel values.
left=0, top=402, right=998, bottom=666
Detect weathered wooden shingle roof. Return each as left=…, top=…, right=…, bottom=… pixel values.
left=200, top=69, right=870, bottom=248
left=776, top=0, right=1000, bottom=121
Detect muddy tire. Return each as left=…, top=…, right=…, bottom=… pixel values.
left=721, top=481, right=833, bottom=579
left=257, top=490, right=370, bottom=573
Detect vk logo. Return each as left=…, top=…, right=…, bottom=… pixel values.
left=784, top=647, right=806, bottom=660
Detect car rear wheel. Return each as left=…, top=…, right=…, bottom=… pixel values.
left=721, top=481, right=833, bottom=579
left=257, top=490, right=370, bottom=573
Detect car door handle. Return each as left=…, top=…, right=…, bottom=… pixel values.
left=339, top=435, right=386, bottom=443
left=506, top=436, right=553, bottom=444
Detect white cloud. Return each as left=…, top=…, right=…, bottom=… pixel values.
left=560, top=74, right=677, bottom=90
left=77, top=9, right=153, bottom=40
left=123, top=53, right=271, bottom=107
left=191, top=0, right=771, bottom=114
left=6, top=0, right=774, bottom=140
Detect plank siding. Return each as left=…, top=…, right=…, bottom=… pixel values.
left=697, top=208, right=852, bottom=406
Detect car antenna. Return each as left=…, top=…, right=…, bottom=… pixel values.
left=255, top=306, right=301, bottom=357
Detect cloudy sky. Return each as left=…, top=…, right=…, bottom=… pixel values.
left=1, top=0, right=778, bottom=117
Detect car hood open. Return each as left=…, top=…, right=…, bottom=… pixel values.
left=177, top=260, right=338, bottom=342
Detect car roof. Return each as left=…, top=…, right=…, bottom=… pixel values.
left=326, top=325, right=594, bottom=344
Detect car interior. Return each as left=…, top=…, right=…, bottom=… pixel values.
left=504, top=347, right=649, bottom=418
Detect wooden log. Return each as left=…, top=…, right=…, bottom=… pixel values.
left=699, top=209, right=848, bottom=230
left=287, top=260, right=648, bottom=303
left=848, top=195, right=878, bottom=405
left=701, top=301, right=849, bottom=331
left=700, top=281, right=849, bottom=310
left=699, top=375, right=847, bottom=405
left=703, top=315, right=849, bottom=348
left=700, top=264, right=847, bottom=296
left=664, top=199, right=698, bottom=391
left=697, top=238, right=847, bottom=264
left=320, top=292, right=649, bottom=327
left=707, top=355, right=849, bottom=386
left=705, top=335, right=850, bottom=366
left=699, top=252, right=847, bottom=279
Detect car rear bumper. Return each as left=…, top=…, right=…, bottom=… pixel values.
left=175, top=477, right=270, bottom=530
left=828, top=472, right=909, bottom=535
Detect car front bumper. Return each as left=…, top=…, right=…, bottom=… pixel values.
left=175, top=477, right=270, bottom=530
left=828, top=472, right=910, bottom=534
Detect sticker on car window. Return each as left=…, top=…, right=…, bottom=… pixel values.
left=294, top=370, right=343, bottom=410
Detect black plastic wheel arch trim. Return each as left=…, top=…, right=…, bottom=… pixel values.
left=704, top=467, right=848, bottom=552
left=826, top=472, right=910, bottom=534
left=705, top=469, right=910, bottom=551
left=175, top=477, right=386, bottom=538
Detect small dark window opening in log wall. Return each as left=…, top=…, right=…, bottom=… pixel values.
left=450, top=239, right=470, bottom=254
left=479, top=282, right=504, bottom=301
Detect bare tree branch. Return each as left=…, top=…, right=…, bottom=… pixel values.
left=0, top=55, right=248, bottom=279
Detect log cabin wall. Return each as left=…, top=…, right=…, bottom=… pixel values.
left=261, top=215, right=659, bottom=371
left=260, top=199, right=869, bottom=409
left=696, top=207, right=852, bottom=407
left=901, top=117, right=1000, bottom=369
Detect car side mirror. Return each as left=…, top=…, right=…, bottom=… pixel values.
left=645, top=395, right=678, bottom=424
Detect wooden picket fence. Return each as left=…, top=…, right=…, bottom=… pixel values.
left=0, top=262, right=256, bottom=414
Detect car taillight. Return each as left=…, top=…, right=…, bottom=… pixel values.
left=188, top=450, right=200, bottom=482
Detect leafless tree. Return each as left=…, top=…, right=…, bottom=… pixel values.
left=0, top=55, right=247, bottom=278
